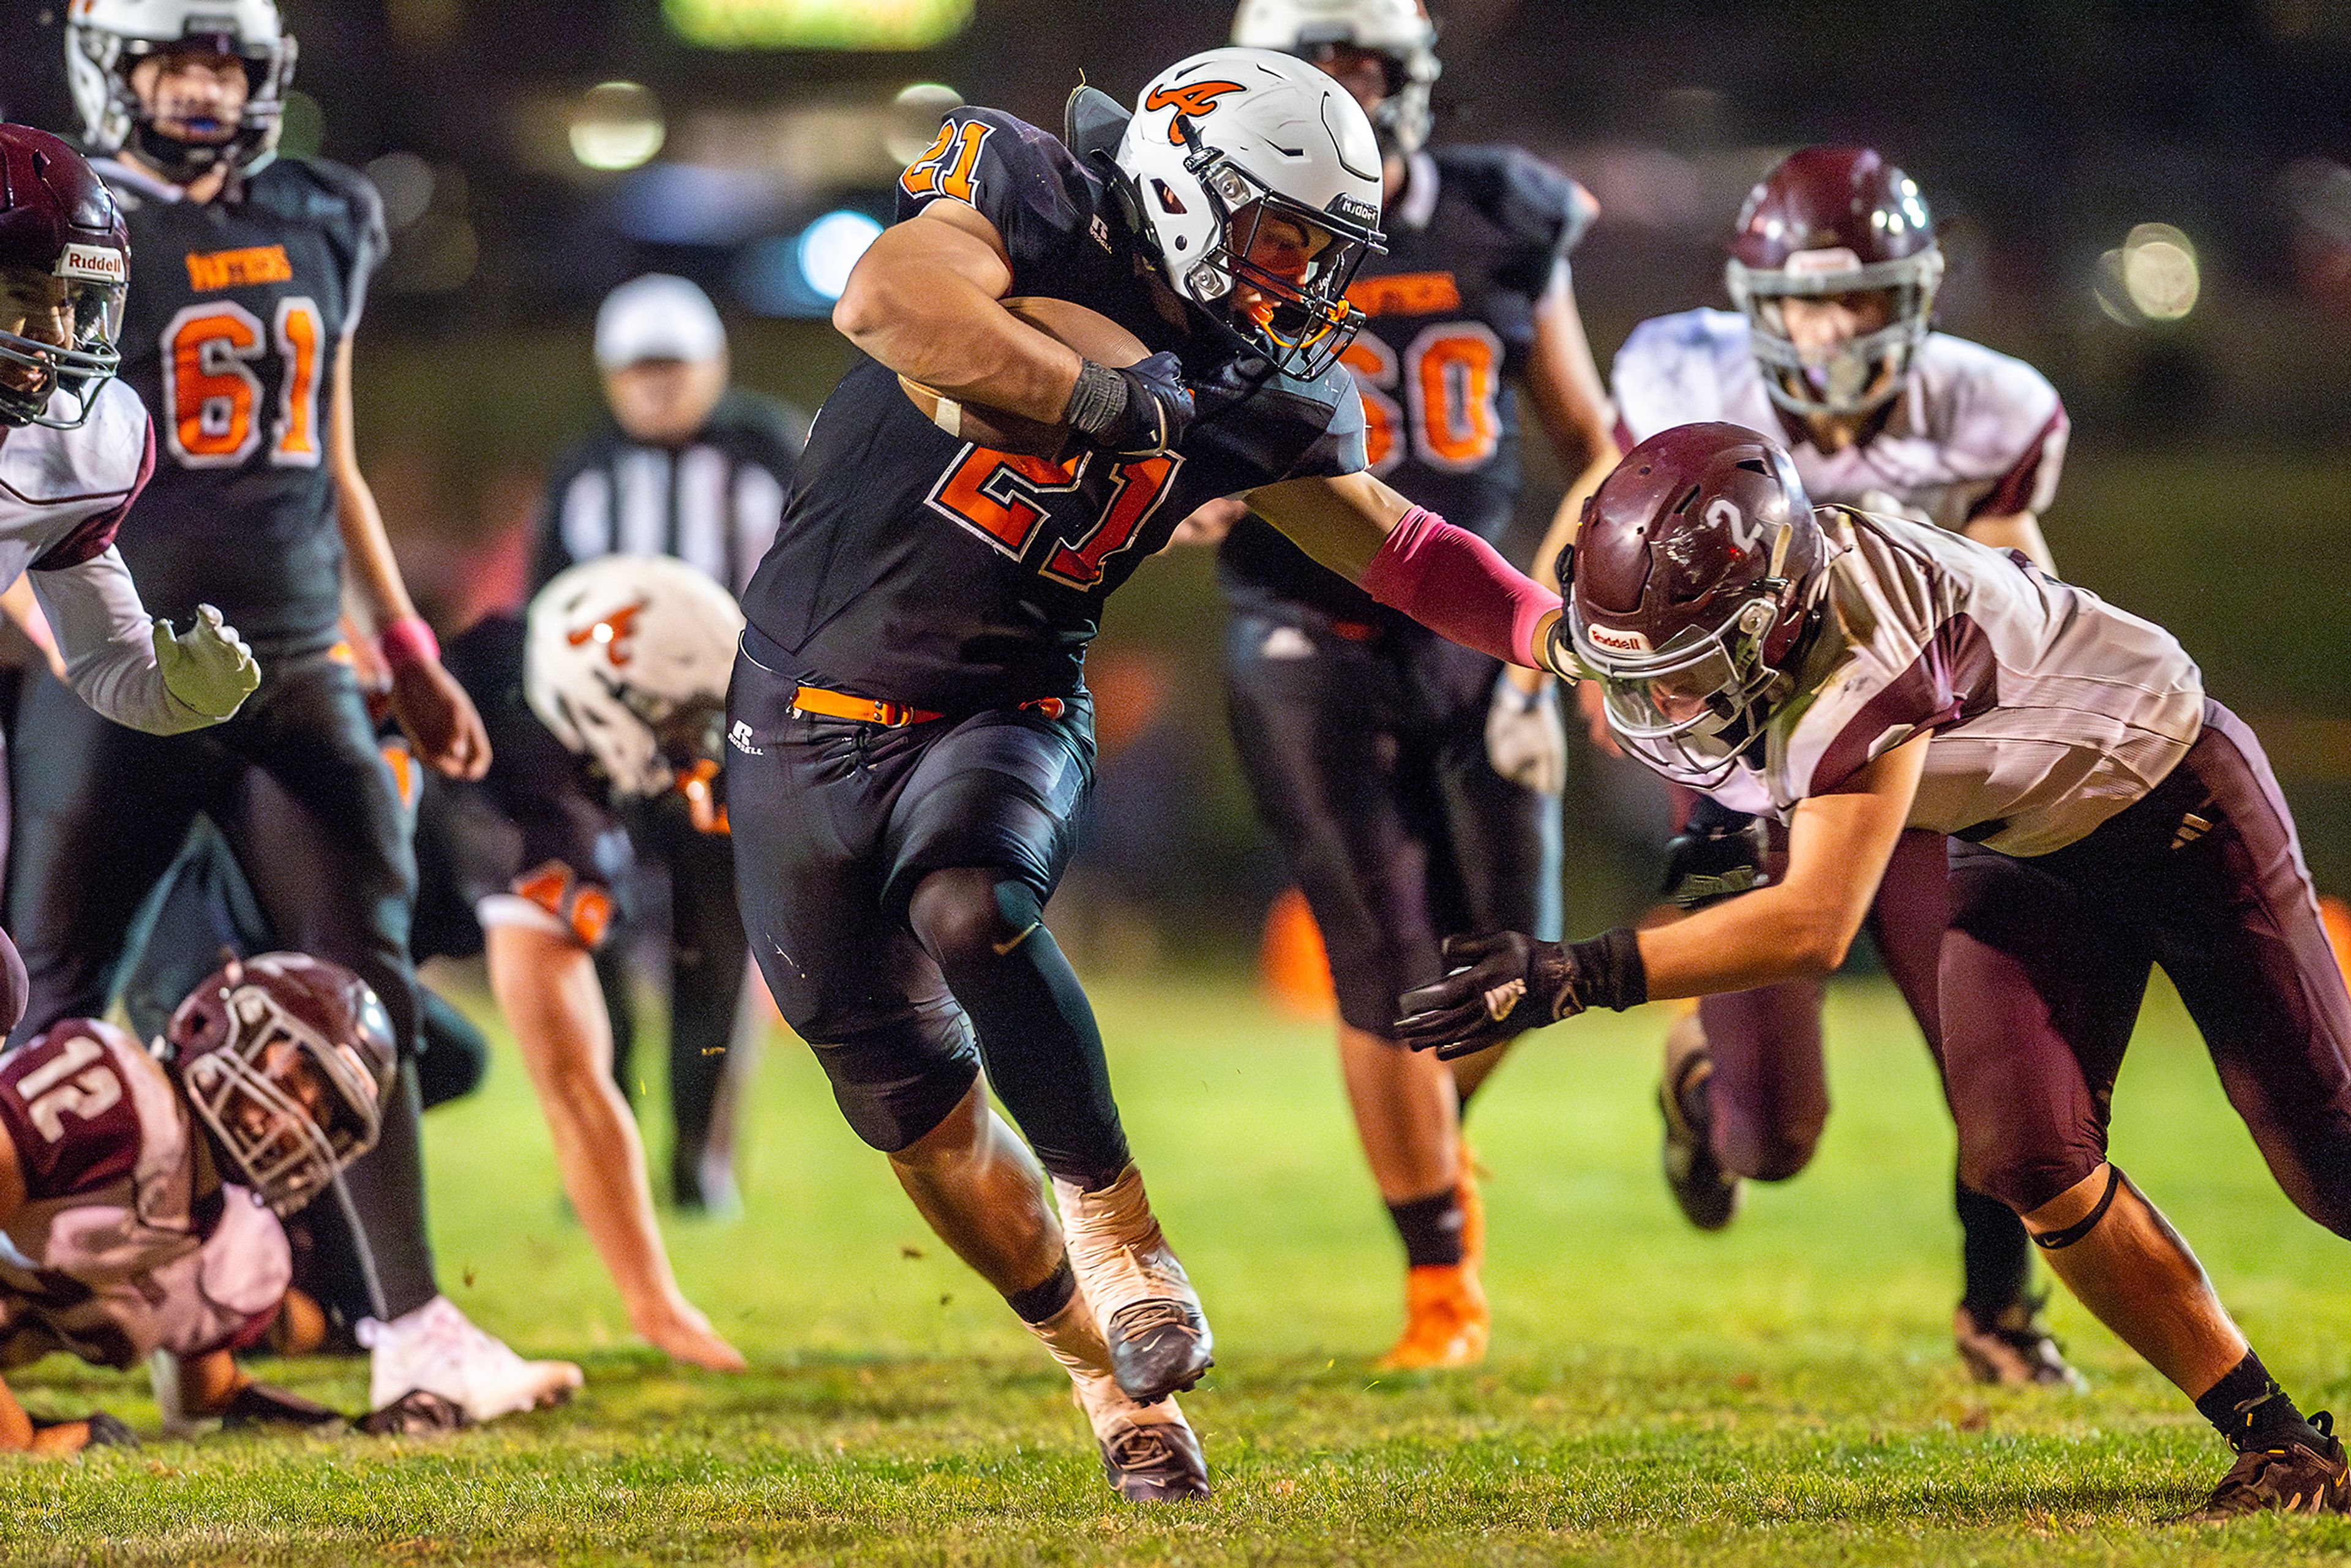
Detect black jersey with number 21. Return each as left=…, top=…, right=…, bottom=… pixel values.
left=98, top=157, right=386, bottom=655
left=740, top=108, right=1368, bottom=714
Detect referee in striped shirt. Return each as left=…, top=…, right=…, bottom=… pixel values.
left=533, top=274, right=801, bottom=1215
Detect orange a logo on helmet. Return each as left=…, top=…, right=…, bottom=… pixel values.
left=566, top=599, right=650, bottom=669
left=1144, top=80, right=1245, bottom=144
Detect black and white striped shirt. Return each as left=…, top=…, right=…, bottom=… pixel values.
left=532, top=389, right=803, bottom=598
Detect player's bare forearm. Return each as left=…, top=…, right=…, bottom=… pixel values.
left=1964, top=509, right=2056, bottom=573
left=833, top=203, right=1082, bottom=424
left=486, top=925, right=746, bottom=1370
left=328, top=340, right=418, bottom=629
left=1246, top=471, right=1413, bottom=579
left=1635, top=736, right=1929, bottom=999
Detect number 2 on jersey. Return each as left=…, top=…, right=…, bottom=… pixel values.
left=15, top=1033, right=122, bottom=1143
left=160, top=298, right=324, bottom=470
left=900, top=121, right=992, bottom=204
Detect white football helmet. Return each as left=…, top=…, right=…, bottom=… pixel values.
left=1231, top=0, right=1440, bottom=157
left=526, top=555, right=745, bottom=800
left=67, top=0, right=297, bottom=181
left=1113, top=47, right=1384, bottom=380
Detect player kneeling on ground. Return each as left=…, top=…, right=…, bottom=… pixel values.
left=730, top=45, right=1564, bottom=1503
left=0, top=955, right=394, bottom=1452
left=1398, top=422, right=2351, bottom=1521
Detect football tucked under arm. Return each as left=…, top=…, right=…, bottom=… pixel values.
left=896, top=297, right=1153, bottom=459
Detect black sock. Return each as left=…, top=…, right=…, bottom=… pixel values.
left=1387, top=1188, right=1465, bottom=1269
left=2195, top=1350, right=2315, bottom=1450
left=1955, top=1176, right=2034, bottom=1324
left=1005, top=1255, right=1078, bottom=1324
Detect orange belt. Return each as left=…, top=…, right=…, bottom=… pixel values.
left=790, top=685, right=943, bottom=727
left=788, top=685, right=1069, bottom=727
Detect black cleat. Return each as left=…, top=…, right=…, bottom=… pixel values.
left=1104, top=1299, right=1215, bottom=1403
left=1953, top=1297, right=2085, bottom=1389
left=1057, top=1166, right=1215, bottom=1403
left=1095, top=1407, right=1210, bottom=1502
left=2184, top=1412, right=2350, bottom=1521
left=1659, top=1012, right=1739, bottom=1232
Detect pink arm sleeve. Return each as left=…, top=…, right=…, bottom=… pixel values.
left=1356, top=506, right=1561, bottom=669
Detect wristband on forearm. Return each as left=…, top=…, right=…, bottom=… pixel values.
left=1062, top=359, right=1128, bottom=439
left=1565, top=926, right=1647, bottom=1013
left=378, top=615, right=440, bottom=671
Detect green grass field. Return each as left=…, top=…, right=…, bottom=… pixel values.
left=1, top=970, right=2345, bottom=1566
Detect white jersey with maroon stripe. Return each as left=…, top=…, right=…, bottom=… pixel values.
left=0, top=1019, right=289, bottom=1370
left=0, top=378, right=151, bottom=580
left=1613, top=309, right=2068, bottom=530
left=1660, top=509, right=2203, bottom=858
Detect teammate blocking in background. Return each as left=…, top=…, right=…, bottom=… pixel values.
left=18, top=0, right=578, bottom=1422
left=729, top=47, right=1567, bottom=1500
left=532, top=274, right=802, bottom=1216
left=1569, top=147, right=2075, bottom=1386
left=1401, top=422, right=2351, bottom=1521
left=1193, top=0, right=1614, bottom=1369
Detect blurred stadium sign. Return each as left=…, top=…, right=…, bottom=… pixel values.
left=664, top=0, right=974, bottom=50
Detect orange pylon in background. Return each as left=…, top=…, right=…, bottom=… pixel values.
left=1259, top=887, right=1337, bottom=1019
left=2322, top=895, right=2351, bottom=987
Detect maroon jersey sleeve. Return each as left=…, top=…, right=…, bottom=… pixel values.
left=30, top=416, right=155, bottom=572
left=0, top=1022, right=143, bottom=1200
left=1964, top=402, right=2068, bottom=522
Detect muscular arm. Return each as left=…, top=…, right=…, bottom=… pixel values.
left=1635, top=735, right=1930, bottom=999
left=1963, top=509, right=2056, bottom=574
left=832, top=203, right=1081, bottom=424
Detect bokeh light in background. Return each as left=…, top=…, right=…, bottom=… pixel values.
left=663, top=0, right=975, bottom=51
left=797, top=211, right=883, bottom=300
left=2096, top=223, right=2200, bottom=324
left=570, top=81, right=666, bottom=171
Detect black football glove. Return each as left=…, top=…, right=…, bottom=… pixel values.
left=1393, top=928, right=1647, bottom=1060
left=1661, top=800, right=1771, bottom=910
left=1063, top=352, right=1193, bottom=459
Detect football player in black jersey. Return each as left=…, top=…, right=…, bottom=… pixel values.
left=1192, top=0, right=1616, bottom=1368
left=15, top=0, right=580, bottom=1423
left=729, top=47, right=1570, bottom=1501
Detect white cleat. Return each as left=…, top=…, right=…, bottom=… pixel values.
left=358, top=1295, right=583, bottom=1424
left=1053, top=1165, right=1213, bottom=1403
left=1024, top=1283, right=1209, bottom=1502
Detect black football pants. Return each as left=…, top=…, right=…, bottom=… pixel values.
left=5, top=653, right=438, bottom=1321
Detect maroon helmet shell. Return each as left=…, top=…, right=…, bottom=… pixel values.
left=1724, top=146, right=1943, bottom=419
left=1566, top=422, right=1828, bottom=777
left=0, top=124, right=129, bottom=428
left=163, top=953, right=397, bottom=1215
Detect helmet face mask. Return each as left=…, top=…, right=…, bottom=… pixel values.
left=1573, top=597, right=1796, bottom=782
left=67, top=0, right=297, bottom=184
left=1725, top=147, right=1944, bottom=421
left=1115, top=47, right=1385, bottom=381
left=1231, top=0, right=1441, bottom=159
left=162, top=955, right=396, bottom=1217
left=0, top=263, right=125, bottom=430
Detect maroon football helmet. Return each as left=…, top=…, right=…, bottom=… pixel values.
left=1564, top=422, right=1829, bottom=781
left=160, top=954, right=397, bottom=1215
left=0, top=124, right=129, bottom=430
left=1725, top=146, right=1942, bottom=419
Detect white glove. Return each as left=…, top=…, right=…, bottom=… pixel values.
left=154, top=604, right=260, bottom=721
left=1485, top=671, right=1567, bottom=795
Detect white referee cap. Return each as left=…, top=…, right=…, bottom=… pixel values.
left=595, top=274, right=727, bottom=370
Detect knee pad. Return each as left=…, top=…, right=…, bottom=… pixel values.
left=907, top=869, right=1044, bottom=972
left=809, top=1003, right=981, bottom=1153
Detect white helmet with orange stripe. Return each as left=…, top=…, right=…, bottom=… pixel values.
left=1111, top=47, right=1385, bottom=379
left=525, top=555, right=744, bottom=800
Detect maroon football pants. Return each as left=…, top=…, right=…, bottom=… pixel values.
left=1940, top=702, right=2351, bottom=1229
left=1690, top=820, right=1952, bottom=1181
